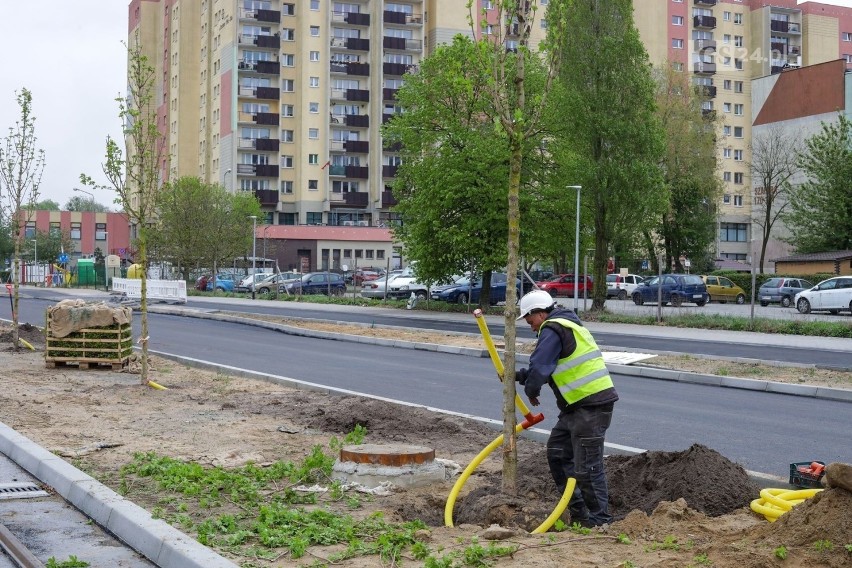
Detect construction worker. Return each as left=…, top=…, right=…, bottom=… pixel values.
left=516, top=289, right=618, bottom=527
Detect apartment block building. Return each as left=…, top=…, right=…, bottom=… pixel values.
left=129, top=0, right=852, bottom=266
left=635, top=0, right=852, bottom=266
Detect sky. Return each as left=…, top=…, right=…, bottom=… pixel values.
left=1, top=1, right=851, bottom=211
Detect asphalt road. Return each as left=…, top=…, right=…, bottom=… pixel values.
left=5, top=290, right=851, bottom=479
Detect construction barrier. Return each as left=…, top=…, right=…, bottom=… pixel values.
left=111, top=278, right=187, bottom=304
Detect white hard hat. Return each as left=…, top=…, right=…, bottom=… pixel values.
left=517, top=290, right=555, bottom=320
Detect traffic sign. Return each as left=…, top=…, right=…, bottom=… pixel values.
left=58, top=254, right=68, bottom=264
left=641, top=260, right=649, bottom=270
left=119, top=248, right=126, bottom=255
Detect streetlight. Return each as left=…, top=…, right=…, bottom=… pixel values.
left=73, top=186, right=95, bottom=207
left=249, top=215, right=257, bottom=299
left=32, top=239, right=37, bottom=286
left=568, top=185, right=582, bottom=313
left=225, top=168, right=232, bottom=191
left=103, top=231, right=110, bottom=290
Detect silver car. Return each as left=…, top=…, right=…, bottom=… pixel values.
left=360, top=270, right=404, bottom=299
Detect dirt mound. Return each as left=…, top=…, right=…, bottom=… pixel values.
left=0, top=323, right=45, bottom=348
left=750, top=487, right=852, bottom=547
left=607, top=444, right=759, bottom=518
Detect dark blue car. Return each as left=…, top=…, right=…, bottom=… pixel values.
left=430, top=273, right=520, bottom=305
left=281, top=272, right=346, bottom=296
left=632, top=274, right=708, bottom=307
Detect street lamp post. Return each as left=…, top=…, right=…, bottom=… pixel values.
left=568, top=185, right=582, bottom=313
left=32, top=239, right=37, bottom=286
left=104, top=231, right=109, bottom=290
left=73, top=186, right=95, bottom=208
left=249, top=215, right=257, bottom=299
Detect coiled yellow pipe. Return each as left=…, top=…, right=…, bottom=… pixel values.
left=750, top=487, right=822, bottom=522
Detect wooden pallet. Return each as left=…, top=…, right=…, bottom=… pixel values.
left=46, top=358, right=127, bottom=371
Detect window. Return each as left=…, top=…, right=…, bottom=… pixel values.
left=723, top=102, right=731, bottom=113
left=309, top=154, right=319, bottom=164
left=71, top=222, right=81, bottom=240
left=843, top=32, right=852, bottom=42
left=723, top=194, right=731, bottom=204
left=723, top=79, right=732, bottom=90
left=734, top=81, right=744, bottom=93
left=672, top=38, right=684, bottom=49
left=282, top=79, right=295, bottom=92
left=723, top=171, right=732, bottom=182
left=282, top=155, right=294, bottom=168
left=672, top=16, right=683, bottom=25
left=735, top=58, right=743, bottom=70
left=720, top=222, right=748, bottom=242
left=309, top=101, right=319, bottom=113
left=723, top=33, right=731, bottom=43
left=282, top=54, right=294, bottom=66
left=282, top=28, right=295, bottom=41
left=723, top=11, right=731, bottom=21
left=733, top=195, right=743, bottom=207
left=310, top=26, right=320, bottom=36
left=281, top=180, right=293, bottom=194
left=723, top=148, right=732, bottom=159
left=50, top=222, right=61, bottom=236
left=723, top=125, right=731, bottom=136
left=95, top=223, right=107, bottom=241
left=723, top=57, right=731, bottom=66
left=734, top=35, right=744, bottom=47
left=734, top=172, right=744, bottom=184
left=282, top=104, right=294, bottom=117
left=311, top=0, right=319, bottom=10
left=280, top=212, right=296, bottom=225
left=24, top=222, right=35, bottom=239
left=308, top=179, right=318, bottom=189
left=283, top=3, right=295, bottom=15
left=310, top=76, right=319, bottom=88
left=281, top=130, right=294, bottom=142
left=734, top=149, right=743, bottom=161
left=734, top=103, right=744, bottom=116
left=672, top=61, right=684, bottom=72
left=306, top=212, right=323, bottom=225
left=734, top=13, right=742, bottom=24
left=734, top=126, right=744, bottom=138
left=308, top=128, right=319, bottom=139
left=844, top=53, right=852, bottom=63
left=310, top=51, right=320, bottom=62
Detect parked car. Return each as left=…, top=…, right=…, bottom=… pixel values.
left=430, top=273, right=520, bottom=305
left=606, top=274, right=645, bottom=300
left=387, top=267, right=430, bottom=300
left=536, top=274, right=593, bottom=297
left=701, top=275, right=747, bottom=304
left=254, top=272, right=301, bottom=296
left=794, top=276, right=852, bottom=315
left=632, top=274, right=708, bottom=307
left=195, top=274, right=211, bottom=291
left=758, top=277, right=814, bottom=307
left=281, top=272, right=346, bottom=296
left=235, top=272, right=273, bottom=293
left=205, top=273, right=237, bottom=292
left=345, top=269, right=382, bottom=286
left=360, top=270, right=404, bottom=299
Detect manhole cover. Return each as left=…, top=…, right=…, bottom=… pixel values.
left=0, top=483, right=49, bottom=500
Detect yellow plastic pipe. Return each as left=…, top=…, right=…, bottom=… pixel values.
left=749, top=487, right=821, bottom=522
left=146, top=380, right=168, bottom=390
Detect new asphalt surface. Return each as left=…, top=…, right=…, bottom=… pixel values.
left=2, top=285, right=850, bottom=566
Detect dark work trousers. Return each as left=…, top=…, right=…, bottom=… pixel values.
left=546, top=404, right=614, bottom=526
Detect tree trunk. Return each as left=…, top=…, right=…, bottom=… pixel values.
left=138, top=237, right=149, bottom=385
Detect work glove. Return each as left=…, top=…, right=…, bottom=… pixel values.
left=515, top=368, right=529, bottom=385
left=524, top=383, right=541, bottom=407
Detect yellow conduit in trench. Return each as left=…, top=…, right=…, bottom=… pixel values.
left=444, top=309, right=574, bottom=533
left=750, top=487, right=822, bottom=522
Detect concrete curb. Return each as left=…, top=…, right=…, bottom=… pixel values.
left=0, top=422, right=238, bottom=568
left=147, top=305, right=852, bottom=403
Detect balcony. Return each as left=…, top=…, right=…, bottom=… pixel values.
left=239, top=8, right=281, bottom=24
left=331, top=37, right=371, bottom=51
left=239, top=34, right=280, bottom=49
left=238, top=86, right=280, bottom=100
left=236, top=164, right=279, bottom=177
left=383, top=11, right=423, bottom=25
left=254, top=190, right=279, bottom=206
left=343, top=192, right=369, bottom=207
left=383, top=62, right=412, bottom=76
left=381, top=190, right=398, bottom=208
left=382, top=165, right=399, bottom=178
left=771, top=42, right=787, bottom=55
left=693, top=61, right=717, bottom=74
left=238, top=60, right=280, bottom=75
left=328, top=164, right=346, bottom=176
left=238, top=111, right=280, bottom=126
left=238, top=138, right=280, bottom=152
left=695, top=0, right=716, bottom=5
left=694, top=39, right=716, bottom=52
left=345, top=114, right=370, bottom=127
left=770, top=20, right=800, bottom=34
left=345, top=140, right=369, bottom=153
left=383, top=37, right=423, bottom=51
left=331, top=87, right=370, bottom=102
left=331, top=11, right=370, bottom=26
left=693, top=15, right=717, bottom=29
left=382, top=113, right=398, bottom=124
left=331, top=61, right=370, bottom=76
left=696, top=85, right=717, bottom=98
left=383, top=88, right=399, bottom=101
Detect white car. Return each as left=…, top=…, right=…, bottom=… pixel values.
left=236, top=272, right=273, bottom=293
left=794, top=276, right=852, bottom=315
left=606, top=273, right=645, bottom=300
left=387, top=268, right=429, bottom=301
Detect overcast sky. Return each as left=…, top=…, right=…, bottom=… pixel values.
left=0, top=1, right=850, bottom=211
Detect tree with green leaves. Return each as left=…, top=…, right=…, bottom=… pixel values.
left=32, top=199, right=59, bottom=211
left=548, top=0, right=666, bottom=310
left=152, top=177, right=261, bottom=283
left=64, top=195, right=110, bottom=212
left=782, top=114, right=852, bottom=254
left=748, top=126, right=800, bottom=273
left=0, top=88, right=45, bottom=349
left=80, top=43, right=166, bottom=385
left=25, top=229, right=74, bottom=272
left=645, top=64, right=720, bottom=274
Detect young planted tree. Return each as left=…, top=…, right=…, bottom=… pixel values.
left=0, top=88, right=45, bottom=349
left=549, top=0, right=666, bottom=310
left=748, top=126, right=801, bottom=272
left=646, top=65, right=720, bottom=273
left=783, top=114, right=852, bottom=253
left=80, top=44, right=166, bottom=385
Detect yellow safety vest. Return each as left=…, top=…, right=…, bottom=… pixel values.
left=542, top=317, right=614, bottom=405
